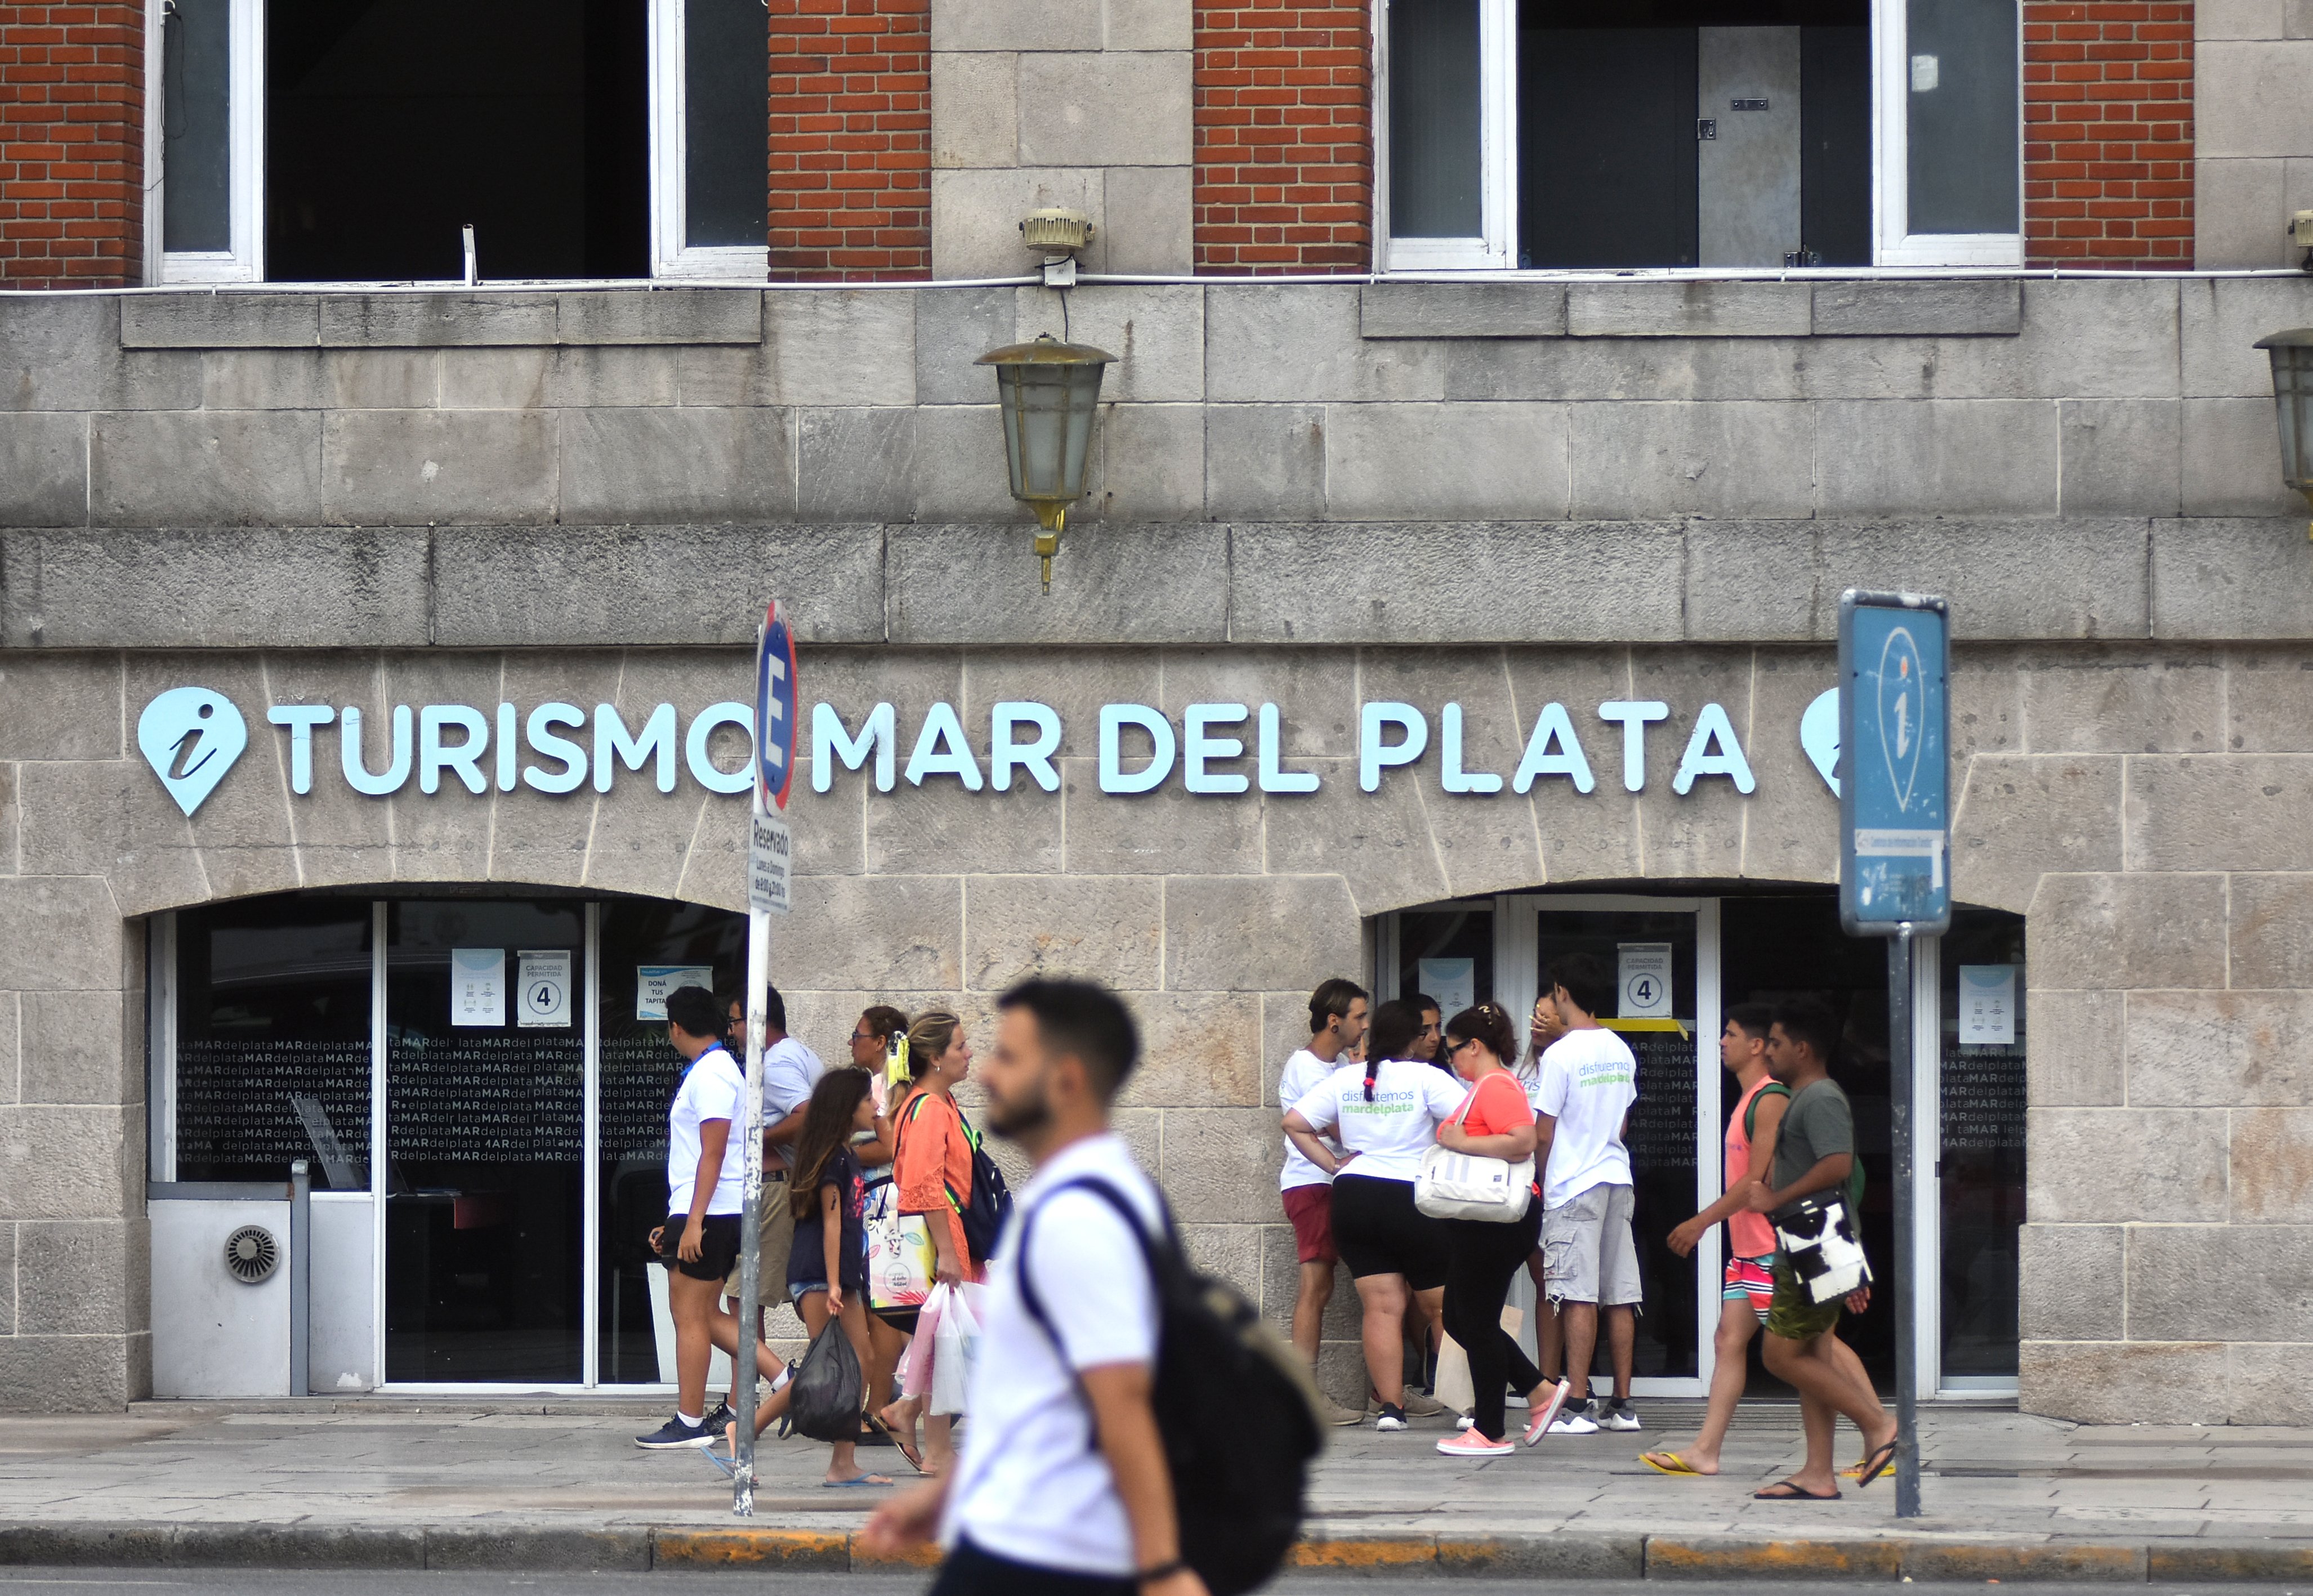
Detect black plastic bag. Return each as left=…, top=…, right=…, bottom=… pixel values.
left=789, top=1318, right=863, bottom=1443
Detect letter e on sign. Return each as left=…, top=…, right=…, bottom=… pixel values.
left=756, top=600, right=800, bottom=812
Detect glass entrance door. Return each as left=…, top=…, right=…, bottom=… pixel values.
left=383, top=900, right=587, bottom=1383
left=1496, top=896, right=1721, bottom=1397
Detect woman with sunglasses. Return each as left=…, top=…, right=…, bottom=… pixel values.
left=1432, top=1003, right=1571, bottom=1456
left=1283, top=999, right=1463, bottom=1432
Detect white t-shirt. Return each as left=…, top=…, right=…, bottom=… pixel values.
left=666, top=1045, right=747, bottom=1217
left=944, top=1132, right=1165, bottom=1577
left=1278, top=1045, right=1346, bottom=1192
left=1291, top=1058, right=1468, bottom=1184
left=758, top=1035, right=825, bottom=1172
left=1532, top=1026, right=1638, bottom=1207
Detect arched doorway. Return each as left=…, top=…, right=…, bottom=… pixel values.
left=155, top=887, right=747, bottom=1392
left=1377, top=882, right=2026, bottom=1401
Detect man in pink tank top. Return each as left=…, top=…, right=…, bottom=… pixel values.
left=1639, top=1002, right=1865, bottom=1478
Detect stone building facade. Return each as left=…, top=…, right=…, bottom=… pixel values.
left=1, top=0, right=2311, bottom=1423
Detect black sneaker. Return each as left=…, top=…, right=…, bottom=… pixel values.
left=635, top=1415, right=716, bottom=1450
left=703, top=1401, right=735, bottom=1435
left=1374, top=1403, right=1409, bottom=1433
left=1600, top=1397, right=1642, bottom=1432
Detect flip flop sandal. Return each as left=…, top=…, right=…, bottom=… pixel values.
left=1641, top=1451, right=1703, bottom=1476
left=865, top=1414, right=926, bottom=1474
left=1753, top=1478, right=1841, bottom=1501
left=823, top=1473, right=894, bottom=1487
left=1855, top=1438, right=1900, bottom=1488
left=703, top=1450, right=735, bottom=1478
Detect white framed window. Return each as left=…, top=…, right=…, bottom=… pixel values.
left=149, top=0, right=768, bottom=284
left=150, top=0, right=265, bottom=283
left=1377, top=0, right=2022, bottom=272
left=1873, top=0, right=2023, bottom=266
left=649, top=0, right=772, bottom=280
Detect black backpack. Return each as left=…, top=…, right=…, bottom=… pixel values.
left=903, top=1096, right=1014, bottom=1263
left=1019, top=1178, right=1326, bottom=1596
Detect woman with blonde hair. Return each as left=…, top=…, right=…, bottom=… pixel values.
left=874, top=1009, right=981, bottom=1476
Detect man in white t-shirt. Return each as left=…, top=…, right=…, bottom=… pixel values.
left=1276, top=978, right=1368, bottom=1428
left=720, top=983, right=824, bottom=1316
left=1533, top=954, right=1644, bottom=1437
left=863, top=978, right=1204, bottom=1596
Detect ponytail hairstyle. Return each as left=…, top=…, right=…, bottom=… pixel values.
left=1361, top=999, right=1425, bottom=1101
left=1444, top=1002, right=1520, bottom=1070
left=789, top=1067, right=873, bottom=1219
left=861, top=1004, right=912, bottom=1091
left=904, top=1010, right=963, bottom=1080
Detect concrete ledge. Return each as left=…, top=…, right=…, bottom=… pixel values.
left=1568, top=281, right=1813, bottom=338
left=119, top=290, right=765, bottom=351
left=1811, top=280, right=2023, bottom=337
left=1360, top=283, right=1569, bottom=339
left=0, top=1522, right=2306, bottom=1578
left=1645, top=1537, right=1905, bottom=1580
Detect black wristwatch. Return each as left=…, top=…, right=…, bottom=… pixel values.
left=1137, top=1561, right=1187, bottom=1586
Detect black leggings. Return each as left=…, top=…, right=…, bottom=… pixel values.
left=1443, top=1206, right=1546, bottom=1442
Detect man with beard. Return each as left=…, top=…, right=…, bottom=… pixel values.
left=862, top=979, right=1202, bottom=1596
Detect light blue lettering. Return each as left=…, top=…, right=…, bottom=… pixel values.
left=1257, top=703, right=1320, bottom=794
left=686, top=702, right=756, bottom=796
left=1512, top=702, right=1596, bottom=795
left=267, top=705, right=333, bottom=795
left=524, top=703, right=588, bottom=794
left=989, top=701, right=1062, bottom=793
left=1671, top=702, right=1757, bottom=795
left=1439, top=703, right=1502, bottom=794
left=812, top=701, right=895, bottom=793
left=340, top=704, right=412, bottom=797
left=1099, top=704, right=1176, bottom=795
left=1597, top=700, right=1669, bottom=793
left=1360, top=701, right=1427, bottom=793
left=1183, top=703, right=1250, bottom=795
left=905, top=702, right=984, bottom=790
left=419, top=704, right=489, bottom=796
left=595, top=702, right=677, bottom=794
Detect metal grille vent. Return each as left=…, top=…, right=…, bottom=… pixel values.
left=223, top=1225, right=278, bottom=1284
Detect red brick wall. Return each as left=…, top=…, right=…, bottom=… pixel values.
left=1194, top=0, right=1371, bottom=275
left=0, top=1, right=144, bottom=287
left=2022, top=1, right=2194, bottom=269
left=769, top=0, right=929, bottom=280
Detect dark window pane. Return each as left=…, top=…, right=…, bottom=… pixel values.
left=162, top=0, right=233, bottom=253
left=1391, top=0, right=1484, bottom=238
left=1906, top=0, right=2019, bottom=233
left=686, top=0, right=769, bottom=248
left=1939, top=909, right=2025, bottom=1377
left=1519, top=27, right=1699, bottom=268
left=175, top=899, right=372, bottom=1185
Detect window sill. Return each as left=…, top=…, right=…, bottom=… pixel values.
left=119, top=285, right=767, bottom=350
left=1359, top=275, right=2026, bottom=339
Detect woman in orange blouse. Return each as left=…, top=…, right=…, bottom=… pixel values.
left=878, top=1010, right=978, bottom=1475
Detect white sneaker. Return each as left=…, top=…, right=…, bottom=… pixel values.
left=1457, top=1414, right=1476, bottom=1432
left=1600, top=1398, right=1643, bottom=1432
left=1374, top=1403, right=1409, bottom=1432
left=1547, top=1399, right=1599, bottom=1436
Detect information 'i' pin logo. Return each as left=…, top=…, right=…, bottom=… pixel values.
left=137, top=687, right=249, bottom=817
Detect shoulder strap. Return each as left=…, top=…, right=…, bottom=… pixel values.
left=1743, top=1080, right=1792, bottom=1142
left=1015, top=1176, right=1174, bottom=1342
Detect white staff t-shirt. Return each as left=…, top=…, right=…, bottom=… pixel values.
left=758, top=1035, right=826, bottom=1172
left=1291, top=1058, right=1468, bottom=1184
left=666, top=1045, right=748, bottom=1217
left=1277, top=1046, right=1346, bottom=1192
left=1532, top=1026, right=1638, bottom=1208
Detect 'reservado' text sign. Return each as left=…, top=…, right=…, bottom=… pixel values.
left=1838, top=590, right=1950, bottom=935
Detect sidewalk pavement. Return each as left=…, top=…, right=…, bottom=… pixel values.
left=1, top=1398, right=2310, bottom=1579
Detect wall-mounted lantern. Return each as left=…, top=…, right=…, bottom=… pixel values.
left=976, top=334, right=1116, bottom=592
left=2256, top=328, right=2313, bottom=539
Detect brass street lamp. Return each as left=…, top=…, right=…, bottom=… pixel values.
left=2256, top=328, right=2313, bottom=539
left=977, top=334, right=1115, bottom=592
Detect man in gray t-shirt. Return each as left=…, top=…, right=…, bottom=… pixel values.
left=1743, top=999, right=1894, bottom=1503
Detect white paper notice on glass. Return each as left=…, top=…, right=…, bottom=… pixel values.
left=637, top=965, right=714, bottom=1022
left=517, top=950, right=573, bottom=1029
left=1617, top=943, right=1674, bottom=1019
left=1417, top=958, right=1476, bottom=1020
left=450, top=947, right=506, bottom=1028
left=1958, top=964, right=2017, bottom=1045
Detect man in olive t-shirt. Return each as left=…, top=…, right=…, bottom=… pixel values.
left=1743, top=999, right=1896, bottom=1502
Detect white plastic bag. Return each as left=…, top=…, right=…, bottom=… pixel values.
left=899, top=1282, right=951, bottom=1400
left=928, top=1282, right=983, bottom=1416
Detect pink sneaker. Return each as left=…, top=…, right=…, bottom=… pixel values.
left=1436, top=1428, right=1514, bottom=1458
left=1524, top=1378, right=1572, bottom=1447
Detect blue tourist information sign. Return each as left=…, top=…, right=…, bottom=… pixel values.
left=1838, top=592, right=1951, bottom=936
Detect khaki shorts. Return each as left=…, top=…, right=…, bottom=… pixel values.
left=721, top=1173, right=793, bottom=1302
left=1765, top=1251, right=1843, bottom=1343
left=1542, top=1182, right=1644, bottom=1308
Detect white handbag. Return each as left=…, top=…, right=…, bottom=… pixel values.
left=1414, top=1090, right=1535, bottom=1223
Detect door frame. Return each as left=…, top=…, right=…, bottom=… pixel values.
left=1380, top=893, right=2011, bottom=1405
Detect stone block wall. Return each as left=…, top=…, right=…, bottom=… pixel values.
left=770, top=0, right=932, bottom=279
left=0, top=0, right=143, bottom=288
left=2025, top=0, right=2196, bottom=267
left=2194, top=0, right=2313, bottom=266
left=927, top=0, right=1194, bottom=279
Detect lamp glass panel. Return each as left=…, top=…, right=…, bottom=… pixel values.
left=2274, top=345, right=2313, bottom=488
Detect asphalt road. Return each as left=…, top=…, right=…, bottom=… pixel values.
left=0, top=1575, right=2307, bottom=1596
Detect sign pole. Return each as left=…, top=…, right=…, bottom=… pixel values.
left=734, top=600, right=799, bottom=1518
left=1887, top=921, right=1920, bottom=1518
left=1838, top=589, right=1949, bottom=1526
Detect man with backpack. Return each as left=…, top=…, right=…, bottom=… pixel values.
left=862, top=978, right=1319, bottom=1596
